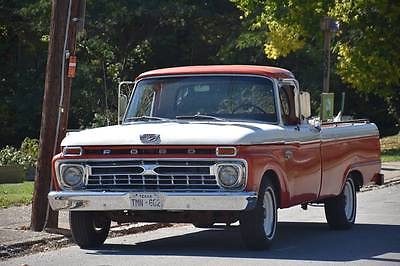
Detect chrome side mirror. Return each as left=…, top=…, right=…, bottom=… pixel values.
left=118, top=94, right=128, bottom=124
left=299, top=91, right=311, bottom=119
left=118, top=81, right=135, bottom=124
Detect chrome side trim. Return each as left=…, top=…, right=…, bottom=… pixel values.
left=260, top=134, right=378, bottom=145
left=48, top=191, right=258, bottom=211
left=320, top=134, right=379, bottom=143
left=284, top=140, right=321, bottom=145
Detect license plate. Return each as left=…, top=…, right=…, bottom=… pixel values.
left=130, top=193, right=162, bottom=209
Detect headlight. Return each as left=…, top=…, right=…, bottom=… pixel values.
left=60, top=165, right=85, bottom=188
left=217, top=164, right=244, bottom=189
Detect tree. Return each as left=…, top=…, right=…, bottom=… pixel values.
left=231, top=0, right=400, bottom=130
left=0, top=0, right=245, bottom=146
left=0, top=0, right=50, bottom=147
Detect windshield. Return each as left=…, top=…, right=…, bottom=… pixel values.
left=124, top=76, right=277, bottom=123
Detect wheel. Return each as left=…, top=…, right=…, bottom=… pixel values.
left=192, top=223, right=214, bottom=229
left=240, top=179, right=278, bottom=250
left=324, top=177, right=357, bottom=229
left=69, top=211, right=111, bottom=249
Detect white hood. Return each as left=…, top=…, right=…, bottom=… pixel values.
left=61, top=121, right=285, bottom=146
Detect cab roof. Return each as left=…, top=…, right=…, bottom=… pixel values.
left=136, top=65, right=294, bottom=80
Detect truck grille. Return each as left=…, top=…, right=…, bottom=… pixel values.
left=85, top=159, right=221, bottom=192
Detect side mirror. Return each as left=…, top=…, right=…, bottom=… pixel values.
left=299, top=91, right=311, bottom=119
left=118, top=81, right=135, bottom=124
left=118, top=94, right=128, bottom=124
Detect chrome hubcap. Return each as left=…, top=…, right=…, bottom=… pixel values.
left=93, top=217, right=107, bottom=232
left=263, top=187, right=276, bottom=239
left=343, top=179, right=355, bottom=221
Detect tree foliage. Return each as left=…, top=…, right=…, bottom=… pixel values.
left=232, top=0, right=400, bottom=126
left=0, top=0, right=399, bottom=147
left=0, top=0, right=49, bottom=146
left=0, top=0, right=244, bottom=146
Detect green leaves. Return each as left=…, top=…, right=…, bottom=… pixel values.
left=1, top=0, right=398, bottom=146
left=0, top=138, right=38, bottom=170
left=231, top=0, right=400, bottom=131
left=232, top=0, right=400, bottom=95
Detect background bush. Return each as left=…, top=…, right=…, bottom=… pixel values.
left=0, top=138, right=39, bottom=171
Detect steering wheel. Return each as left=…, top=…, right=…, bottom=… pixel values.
left=232, top=103, right=267, bottom=114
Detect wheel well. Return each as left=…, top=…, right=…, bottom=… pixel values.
left=349, top=170, right=363, bottom=191
left=260, top=170, right=281, bottom=208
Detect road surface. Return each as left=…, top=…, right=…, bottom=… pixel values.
left=3, top=184, right=400, bottom=266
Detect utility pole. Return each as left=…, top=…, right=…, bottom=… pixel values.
left=320, top=16, right=339, bottom=93
left=31, top=0, right=83, bottom=231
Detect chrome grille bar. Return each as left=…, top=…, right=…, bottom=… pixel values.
left=85, top=159, right=221, bottom=192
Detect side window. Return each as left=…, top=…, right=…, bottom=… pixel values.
left=127, top=83, right=162, bottom=118
left=279, top=85, right=299, bottom=125
left=279, top=87, right=290, bottom=124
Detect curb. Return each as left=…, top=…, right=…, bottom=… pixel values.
left=0, top=223, right=173, bottom=260
left=361, top=176, right=400, bottom=192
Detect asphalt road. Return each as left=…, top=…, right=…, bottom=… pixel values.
left=3, top=184, right=400, bottom=266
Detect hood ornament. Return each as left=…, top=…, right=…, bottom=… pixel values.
left=140, top=134, right=161, bottom=144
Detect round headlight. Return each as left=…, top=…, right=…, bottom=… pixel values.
left=218, top=165, right=240, bottom=187
left=62, top=166, right=84, bottom=187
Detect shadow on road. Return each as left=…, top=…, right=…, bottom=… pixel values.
left=91, top=222, right=400, bottom=263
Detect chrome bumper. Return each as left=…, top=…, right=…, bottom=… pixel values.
left=48, top=191, right=257, bottom=211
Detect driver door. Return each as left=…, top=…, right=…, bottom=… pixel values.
left=279, top=84, right=322, bottom=204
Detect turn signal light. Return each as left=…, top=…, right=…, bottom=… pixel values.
left=63, top=147, right=83, bottom=156
left=216, top=147, right=237, bottom=157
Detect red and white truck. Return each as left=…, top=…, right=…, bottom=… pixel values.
left=48, top=65, right=382, bottom=249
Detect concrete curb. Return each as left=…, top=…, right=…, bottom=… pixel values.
left=0, top=223, right=173, bottom=260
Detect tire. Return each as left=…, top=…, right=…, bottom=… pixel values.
left=324, top=177, right=357, bottom=229
left=240, top=179, right=278, bottom=250
left=69, top=211, right=111, bottom=249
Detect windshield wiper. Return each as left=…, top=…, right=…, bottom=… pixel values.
left=175, top=114, right=225, bottom=121
left=125, top=116, right=169, bottom=122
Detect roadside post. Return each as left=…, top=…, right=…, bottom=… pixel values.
left=320, top=16, right=339, bottom=93
left=31, top=0, right=85, bottom=231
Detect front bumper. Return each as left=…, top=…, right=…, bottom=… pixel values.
left=48, top=191, right=257, bottom=211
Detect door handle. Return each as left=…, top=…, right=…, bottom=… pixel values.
left=284, top=150, right=293, bottom=160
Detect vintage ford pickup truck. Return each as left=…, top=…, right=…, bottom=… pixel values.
left=48, top=65, right=382, bottom=249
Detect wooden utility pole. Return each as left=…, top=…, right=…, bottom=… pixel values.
left=322, top=26, right=331, bottom=93
left=320, top=16, right=339, bottom=93
left=31, top=0, right=81, bottom=231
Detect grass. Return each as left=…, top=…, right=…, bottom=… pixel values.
left=0, top=181, right=34, bottom=208
left=381, top=134, right=400, bottom=162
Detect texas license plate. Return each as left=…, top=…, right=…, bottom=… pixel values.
left=130, top=193, right=162, bottom=209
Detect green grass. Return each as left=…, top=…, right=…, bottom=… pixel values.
left=381, top=134, right=400, bottom=162
left=0, top=181, right=34, bottom=208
